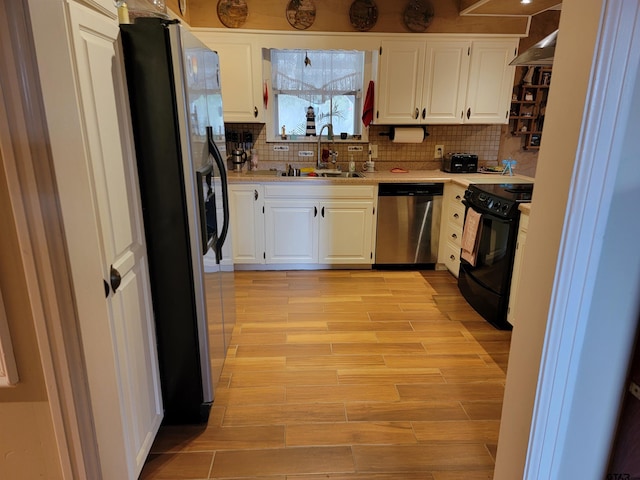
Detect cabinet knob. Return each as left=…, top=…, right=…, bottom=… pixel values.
left=455, top=195, right=461, bottom=200
left=453, top=213, right=459, bottom=219
left=451, top=233, right=457, bottom=239
left=254, top=106, right=258, bottom=118
left=109, top=265, right=122, bottom=294
left=450, top=254, right=456, bottom=261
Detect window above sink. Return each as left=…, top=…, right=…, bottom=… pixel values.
left=264, top=48, right=373, bottom=143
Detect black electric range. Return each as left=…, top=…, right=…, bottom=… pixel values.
left=458, top=182, right=534, bottom=330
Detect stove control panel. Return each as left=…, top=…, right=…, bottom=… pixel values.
left=464, top=188, right=518, bottom=219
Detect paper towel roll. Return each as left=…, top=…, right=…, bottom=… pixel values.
left=390, top=127, right=425, bottom=143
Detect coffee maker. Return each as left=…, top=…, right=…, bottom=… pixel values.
left=229, top=148, right=247, bottom=172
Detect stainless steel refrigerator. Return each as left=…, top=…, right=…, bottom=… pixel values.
left=120, top=17, right=232, bottom=424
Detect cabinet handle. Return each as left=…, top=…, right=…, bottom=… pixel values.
left=414, top=108, right=419, bottom=119
left=321, top=206, right=325, bottom=217
left=254, top=189, right=258, bottom=200
left=453, top=213, right=459, bottom=219
left=254, top=106, right=258, bottom=118
left=467, top=108, right=471, bottom=119
left=455, top=195, right=461, bottom=200
left=314, top=206, right=318, bottom=217
left=422, top=108, right=426, bottom=119
left=450, top=254, right=456, bottom=261
left=451, top=233, right=457, bottom=239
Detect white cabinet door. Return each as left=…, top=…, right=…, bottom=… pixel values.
left=422, top=40, right=470, bottom=124
left=264, top=200, right=318, bottom=264
left=68, top=4, right=162, bottom=478
left=229, top=184, right=264, bottom=263
left=210, top=41, right=263, bottom=122
left=319, top=201, right=374, bottom=264
left=464, top=40, right=517, bottom=124
left=507, top=212, right=529, bottom=327
left=376, top=40, right=425, bottom=124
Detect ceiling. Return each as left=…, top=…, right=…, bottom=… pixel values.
left=460, top=0, right=562, bottom=17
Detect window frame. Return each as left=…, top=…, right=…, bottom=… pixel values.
left=263, top=48, right=374, bottom=143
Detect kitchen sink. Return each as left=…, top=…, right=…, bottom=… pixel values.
left=320, top=171, right=365, bottom=178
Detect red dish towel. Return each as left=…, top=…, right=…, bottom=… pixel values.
left=362, top=80, right=375, bottom=127
left=460, top=208, right=483, bottom=266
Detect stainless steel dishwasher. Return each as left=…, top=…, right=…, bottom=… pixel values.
left=375, top=183, right=443, bottom=267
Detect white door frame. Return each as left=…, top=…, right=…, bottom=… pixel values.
left=1, top=1, right=100, bottom=478
left=524, top=1, right=640, bottom=477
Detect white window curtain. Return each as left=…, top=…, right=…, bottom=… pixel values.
left=271, top=50, right=364, bottom=103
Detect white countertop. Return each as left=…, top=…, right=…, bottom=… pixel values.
left=228, top=169, right=535, bottom=188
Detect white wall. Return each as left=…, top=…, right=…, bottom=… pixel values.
left=495, top=0, right=640, bottom=478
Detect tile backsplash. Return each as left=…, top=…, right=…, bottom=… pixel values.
left=224, top=123, right=502, bottom=172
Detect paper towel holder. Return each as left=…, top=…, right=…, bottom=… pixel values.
left=379, top=126, right=429, bottom=141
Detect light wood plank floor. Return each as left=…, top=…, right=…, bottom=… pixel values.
left=141, top=270, right=511, bottom=479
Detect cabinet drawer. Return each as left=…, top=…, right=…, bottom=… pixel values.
left=443, top=241, right=461, bottom=277
left=449, top=186, right=466, bottom=206
left=444, top=221, right=462, bottom=248
left=448, top=202, right=465, bottom=228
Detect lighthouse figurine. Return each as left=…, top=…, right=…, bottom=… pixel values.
left=306, top=106, right=316, bottom=136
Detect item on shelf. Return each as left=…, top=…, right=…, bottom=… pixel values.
left=349, top=0, right=378, bottom=32
left=403, top=0, right=434, bottom=33
left=286, top=0, right=316, bottom=30
left=217, top=0, right=248, bottom=28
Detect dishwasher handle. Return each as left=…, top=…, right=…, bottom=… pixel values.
left=378, top=183, right=444, bottom=196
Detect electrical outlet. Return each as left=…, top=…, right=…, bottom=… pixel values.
left=435, top=145, right=444, bottom=159
left=369, top=144, right=378, bottom=159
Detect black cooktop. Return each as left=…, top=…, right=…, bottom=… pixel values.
left=473, top=183, right=534, bottom=202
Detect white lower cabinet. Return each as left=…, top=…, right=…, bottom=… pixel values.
left=264, top=200, right=318, bottom=264
left=229, top=184, right=265, bottom=264
left=507, top=210, right=529, bottom=327
left=230, top=183, right=376, bottom=267
left=438, top=182, right=467, bottom=277
left=318, top=201, right=374, bottom=264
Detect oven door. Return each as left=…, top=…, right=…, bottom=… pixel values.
left=460, top=207, right=517, bottom=294
left=458, top=203, right=519, bottom=330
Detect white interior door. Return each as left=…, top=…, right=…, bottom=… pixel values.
left=67, top=4, right=162, bottom=478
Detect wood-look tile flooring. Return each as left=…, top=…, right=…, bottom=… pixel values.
left=141, top=270, right=511, bottom=479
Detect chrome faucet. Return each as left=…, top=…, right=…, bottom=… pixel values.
left=317, top=123, right=334, bottom=169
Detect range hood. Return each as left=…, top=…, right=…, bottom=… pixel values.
left=510, top=30, right=557, bottom=66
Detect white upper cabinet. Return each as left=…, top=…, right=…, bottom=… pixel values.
left=376, top=37, right=517, bottom=125
left=376, top=40, right=426, bottom=124
left=422, top=40, right=470, bottom=124
left=464, top=40, right=518, bottom=124
left=196, top=34, right=264, bottom=123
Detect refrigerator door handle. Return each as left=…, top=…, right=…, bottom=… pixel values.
left=207, top=126, right=230, bottom=264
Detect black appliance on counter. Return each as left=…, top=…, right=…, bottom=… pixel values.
left=120, top=18, right=232, bottom=424
left=442, top=153, right=478, bottom=173
left=458, top=183, right=533, bottom=330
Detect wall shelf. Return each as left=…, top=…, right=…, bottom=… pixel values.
left=509, top=67, right=551, bottom=150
